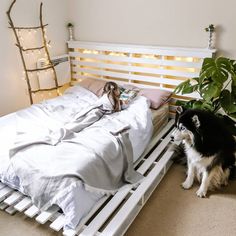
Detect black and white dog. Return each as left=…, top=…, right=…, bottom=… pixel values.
left=171, top=107, right=236, bottom=198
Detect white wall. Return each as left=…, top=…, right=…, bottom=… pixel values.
left=0, top=0, right=69, bottom=116
left=1, top=0, right=236, bottom=116
left=68, top=0, right=236, bottom=59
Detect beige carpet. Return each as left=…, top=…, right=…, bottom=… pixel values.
left=1, top=164, right=236, bottom=236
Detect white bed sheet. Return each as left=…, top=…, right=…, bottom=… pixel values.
left=0, top=85, right=153, bottom=230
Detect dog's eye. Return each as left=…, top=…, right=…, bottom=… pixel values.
left=180, top=126, right=186, bottom=131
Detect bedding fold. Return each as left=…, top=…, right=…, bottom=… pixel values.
left=0, top=85, right=153, bottom=230
left=9, top=103, right=143, bottom=210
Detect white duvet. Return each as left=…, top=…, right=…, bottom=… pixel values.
left=0, top=85, right=153, bottom=230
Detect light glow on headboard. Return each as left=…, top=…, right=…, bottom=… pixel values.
left=67, top=41, right=215, bottom=117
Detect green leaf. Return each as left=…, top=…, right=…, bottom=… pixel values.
left=231, top=75, right=236, bottom=96
left=201, top=101, right=214, bottom=111
left=230, top=59, right=236, bottom=74
left=200, top=82, right=222, bottom=102
left=192, top=100, right=203, bottom=109
left=192, top=77, right=200, bottom=83
left=174, top=79, right=196, bottom=95
left=220, top=90, right=236, bottom=114
left=182, top=84, right=194, bottom=94
left=174, top=80, right=190, bottom=94
left=175, top=100, right=188, bottom=107
left=229, top=112, right=236, bottom=119
left=200, top=57, right=231, bottom=84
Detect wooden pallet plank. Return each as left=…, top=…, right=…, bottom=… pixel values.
left=70, top=53, right=202, bottom=69
left=102, top=147, right=175, bottom=236
left=73, top=60, right=199, bottom=78
left=24, top=205, right=40, bottom=218
left=14, top=197, right=32, bottom=212
left=80, top=185, right=132, bottom=236
left=0, top=202, right=8, bottom=210
left=137, top=129, right=173, bottom=175
left=0, top=187, right=13, bottom=202
left=63, top=196, right=109, bottom=236
left=50, top=214, right=65, bottom=231
left=5, top=205, right=17, bottom=215
left=4, top=191, right=23, bottom=205
left=36, top=205, right=60, bottom=224
left=68, top=41, right=215, bottom=58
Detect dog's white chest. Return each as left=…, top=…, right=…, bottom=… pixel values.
left=186, top=146, right=214, bottom=173
left=186, top=147, right=202, bottom=163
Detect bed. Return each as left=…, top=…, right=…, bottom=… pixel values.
left=0, top=41, right=215, bottom=236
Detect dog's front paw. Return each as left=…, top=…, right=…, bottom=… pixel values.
left=196, top=188, right=207, bottom=198
left=181, top=181, right=192, bottom=190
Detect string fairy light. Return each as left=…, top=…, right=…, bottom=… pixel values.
left=7, top=0, right=60, bottom=105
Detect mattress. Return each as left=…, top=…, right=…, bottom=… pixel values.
left=0, top=87, right=169, bottom=231
left=151, top=103, right=169, bottom=136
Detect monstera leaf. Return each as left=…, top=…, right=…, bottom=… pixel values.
left=200, top=57, right=231, bottom=84
left=220, top=90, right=236, bottom=116
left=174, top=56, right=236, bottom=122
left=200, top=82, right=222, bottom=102
left=174, top=79, right=198, bottom=95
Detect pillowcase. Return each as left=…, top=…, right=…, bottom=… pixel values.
left=139, top=88, right=172, bottom=109
left=78, top=78, right=172, bottom=109
left=79, top=78, right=106, bottom=97
left=122, top=84, right=172, bottom=109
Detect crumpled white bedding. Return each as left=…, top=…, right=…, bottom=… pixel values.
left=0, top=85, right=153, bottom=230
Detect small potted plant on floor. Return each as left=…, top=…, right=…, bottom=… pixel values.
left=174, top=56, right=236, bottom=135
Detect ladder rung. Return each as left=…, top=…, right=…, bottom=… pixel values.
left=26, top=65, right=53, bottom=72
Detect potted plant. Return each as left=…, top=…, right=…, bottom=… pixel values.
left=205, top=24, right=215, bottom=49
left=67, top=22, right=74, bottom=41
left=174, top=56, right=236, bottom=134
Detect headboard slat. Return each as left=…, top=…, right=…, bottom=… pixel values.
left=68, top=41, right=215, bottom=116
left=68, top=41, right=215, bottom=58
left=69, top=52, right=203, bottom=69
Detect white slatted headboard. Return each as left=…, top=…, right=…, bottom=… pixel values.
left=67, top=41, right=215, bottom=117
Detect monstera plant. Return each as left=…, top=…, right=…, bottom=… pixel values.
left=174, top=56, right=236, bottom=134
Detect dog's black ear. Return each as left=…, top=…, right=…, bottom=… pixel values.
left=192, top=114, right=200, bottom=128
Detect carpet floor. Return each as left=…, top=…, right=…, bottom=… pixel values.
left=0, top=164, right=236, bottom=236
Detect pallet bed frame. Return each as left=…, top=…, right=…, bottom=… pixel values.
left=0, top=41, right=215, bottom=236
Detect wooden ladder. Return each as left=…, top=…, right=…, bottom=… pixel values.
left=7, top=0, right=59, bottom=105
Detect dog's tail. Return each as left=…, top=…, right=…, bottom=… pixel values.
left=169, top=142, right=187, bottom=166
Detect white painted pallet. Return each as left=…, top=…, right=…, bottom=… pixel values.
left=68, top=41, right=215, bottom=119
left=0, top=119, right=176, bottom=236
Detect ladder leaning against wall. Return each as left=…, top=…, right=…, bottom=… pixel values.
left=7, top=0, right=59, bottom=105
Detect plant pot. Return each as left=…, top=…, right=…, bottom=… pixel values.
left=68, top=26, right=74, bottom=41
